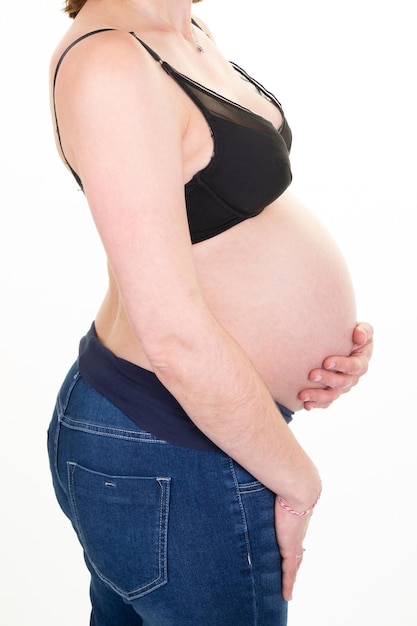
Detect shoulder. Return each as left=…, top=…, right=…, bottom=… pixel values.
left=51, top=29, right=155, bottom=88
left=50, top=28, right=183, bottom=135
left=50, top=28, right=187, bottom=188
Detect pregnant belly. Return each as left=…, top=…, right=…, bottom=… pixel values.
left=193, top=192, right=357, bottom=411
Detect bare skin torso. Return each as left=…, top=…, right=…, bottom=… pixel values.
left=52, top=9, right=357, bottom=412
left=95, top=194, right=356, bottom=411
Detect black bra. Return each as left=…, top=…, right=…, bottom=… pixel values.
left=53, top=29, right=292, bottom=244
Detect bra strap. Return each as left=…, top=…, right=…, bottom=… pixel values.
left=129, top=18, right=208, bottom=64
left=129, top=32, right=163, bottom=64
left=52, top=25, right=207, bottom=187
left=52, top=29, right=116, bottom=189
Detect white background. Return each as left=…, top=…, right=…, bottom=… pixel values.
left=1, top=1, right=416, bottom=624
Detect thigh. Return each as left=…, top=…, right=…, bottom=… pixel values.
left=49, top=370, right=287, bottom=625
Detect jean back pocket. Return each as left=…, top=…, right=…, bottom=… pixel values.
left=67, top=462, right=170, bottom=600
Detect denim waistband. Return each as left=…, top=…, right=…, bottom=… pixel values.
left=78, top=323, right=293, bottom=451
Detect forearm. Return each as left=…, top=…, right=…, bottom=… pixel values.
left=148, top=316, right=321, bottom=510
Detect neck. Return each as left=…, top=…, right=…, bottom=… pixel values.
left=84, top=0, right=200, bottom=50
left=124, top=0, right=194, bottom=35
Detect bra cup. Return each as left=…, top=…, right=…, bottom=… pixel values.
left=181, top=92, right=293, bottom=244
left=53, top=29, right=293, bottom=245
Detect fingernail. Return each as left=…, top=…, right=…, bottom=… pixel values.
left=326, top=361, right=336, bottom=370
left=312, top=374, right=322, bottom=382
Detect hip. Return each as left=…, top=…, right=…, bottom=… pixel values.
left=47, top=362, right=288, bottom=624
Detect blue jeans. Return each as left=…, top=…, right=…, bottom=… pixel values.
left=47, top=362, right=287, bottom=625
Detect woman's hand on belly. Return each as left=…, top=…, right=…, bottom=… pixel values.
left=298, top=322, right=374, bottom=410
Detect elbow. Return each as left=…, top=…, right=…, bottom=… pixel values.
left=143, top=333, right=198, bottom=390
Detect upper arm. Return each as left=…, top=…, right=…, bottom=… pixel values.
left=53, top=31, right=205, bottom=346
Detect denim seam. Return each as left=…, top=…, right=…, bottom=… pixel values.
left=157, top=477, right=170, bottom=591
left=67, top=462, right=170, bottom=600
left=51, top=415, right=64, bottom=494
left=57, top=370, right=81, bottom=415
left=52, top=371, right=82, bottom=495
left=227, top=459, right=258, bottom=623
left=227, top=459, right=253, bottom=567
left=60, top=415, right=170, bottom=444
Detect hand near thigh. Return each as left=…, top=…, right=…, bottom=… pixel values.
left=274, top=497, right=312, bottom=601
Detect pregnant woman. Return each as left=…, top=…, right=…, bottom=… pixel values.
left=47, top=1, right=373, bottom=624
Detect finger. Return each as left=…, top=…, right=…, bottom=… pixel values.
left=300, top=384, right=358, bottom=410
left=281, top=550, right=305, bottom=599
left=304, top=401, right=332, bottom=411
left=352, top=324, right=367, bottom=348
left=353, top=322, right=374, bottom=349
left=300, top=374, right=357, bottom=403
left=281, top=556, right=298, bottom=601
left=322, top=353, right=368, bottom=377
left=308, top=368, right=357, bottom=389
left=300, top=386, right=339, bottom=404
left=303, top=398, right=336, bottom=411
left=296, top=548, right=305, bottom=569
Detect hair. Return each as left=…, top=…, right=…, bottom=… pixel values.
left=64, top=0, right=203, bottom=20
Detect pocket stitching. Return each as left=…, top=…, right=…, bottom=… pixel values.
left=239, top=481, right=267, bottom=494
left=67, top=462, right=170, bottom=600
left=60, top=415, right=170, bottom=444
left=228, top=459, right=253, bottom=567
